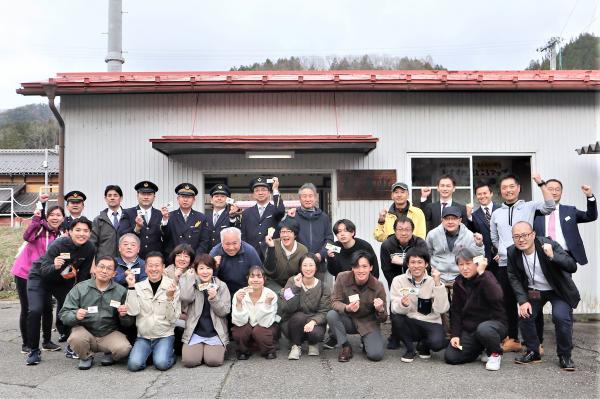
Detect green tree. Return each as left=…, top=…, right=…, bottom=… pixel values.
left=526, top=33, right=599, bottom=70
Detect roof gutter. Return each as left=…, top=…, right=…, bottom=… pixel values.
left=42, top=84, right=64, bottom=204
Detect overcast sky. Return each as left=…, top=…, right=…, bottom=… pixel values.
left=1, top=0, right=598, bottom=109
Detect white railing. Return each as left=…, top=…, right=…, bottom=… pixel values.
left=0, top=188, right=15, bottom=227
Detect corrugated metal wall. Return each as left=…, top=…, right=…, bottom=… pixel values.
left=61, top=91, right=599, bottom=312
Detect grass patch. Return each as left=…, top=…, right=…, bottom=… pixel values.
left=0, top=225, right=25, bottom=292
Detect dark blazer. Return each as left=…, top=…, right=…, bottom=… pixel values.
left=162, top=208, right=210, bottom=256
left=239, top=195, right=286, bottom=259
left=507, top=237, right=580, bottom=309
left=420, top=198, right=473, bottom=233
left=118, top=206, right=164, bottom=259
left=533, top=198, right=597, bottom=265
left=204, top=207, right=235, bottom=252
left=471, top=203, right=501, bottom=275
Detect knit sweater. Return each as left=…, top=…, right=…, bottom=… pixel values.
left=263, top=239, right=308, bottom=288
left=279, top=276, right=331, bottom=325
left=326, top=237, right=380, bottom=278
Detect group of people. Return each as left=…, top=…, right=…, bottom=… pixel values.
left=10, top=172, right=595, bottom=373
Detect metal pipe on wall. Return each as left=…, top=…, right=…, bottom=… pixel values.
left=43, top=84, right=65, bottom=205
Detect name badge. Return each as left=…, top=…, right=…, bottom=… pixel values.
left=194, top=221, right=201, bottom=228
left=109, top=300, right=121, bottom=308
left=326, top=243, right=342, bottom=253
left=348, top=294, right=360, bottom=303
left=87, top=306, right=98, bottom=314
left=564, top=216, right=571, bottom=222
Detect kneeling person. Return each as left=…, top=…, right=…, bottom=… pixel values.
left=125, top=252, right=181, bottom=371
left=444, top=248, right=507, bottom=371
left=390, top=247, right=449, bottom=363
left=327, top=251, right=387, bottom=362
left=59, top=256, right=133, bottom=370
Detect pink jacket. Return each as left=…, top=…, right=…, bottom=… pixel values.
left=11, top=216, right=61, bottom=279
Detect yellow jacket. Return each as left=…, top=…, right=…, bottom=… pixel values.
left=373, top=205, right=426, bottom=242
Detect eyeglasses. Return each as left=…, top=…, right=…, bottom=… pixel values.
left=395, top=228, right=412, bottom=232
left=96, top=265, right=115, bottom=272
left=512, top=232, right=534, bottom=241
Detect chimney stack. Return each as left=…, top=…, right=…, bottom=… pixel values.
left=105, top=0, right=124, bottom=71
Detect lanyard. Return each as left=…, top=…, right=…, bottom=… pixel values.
left=522, top=251, right=537, bottom=286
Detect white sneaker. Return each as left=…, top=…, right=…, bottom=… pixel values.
left=288, top=344, right=301, bottom=360
left=480, top=352, right=489, bottom=363
left=308, top=344, right=320, bottom=356
left=485, top=353, right=502, bottom=371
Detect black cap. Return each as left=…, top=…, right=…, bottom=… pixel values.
left=209, top=184, right=231, bottom=197
left=278, top=218, right=299, bottom=235
left=134, top=180, right=158, bottom=193
left=250, top=177, right=270, bottom=192
left=175, top=183, right=198, bottom=196
left=64, top=190, right=86, bottom=203
left=442, top=206, right=462, bottom=218
left=391, top=182, right=409, bottom=192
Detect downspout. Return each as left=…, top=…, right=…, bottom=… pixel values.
left=43, top=84, right=65, bottom=205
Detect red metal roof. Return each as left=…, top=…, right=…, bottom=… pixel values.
left=17, top=70, right=600, bottom=95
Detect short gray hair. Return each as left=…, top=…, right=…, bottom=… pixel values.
left=454, top=246, right=477, bottom=264
left=298, top=182, right=317, bottom=196
left=119, top=233, right=140, bottom=246
left=220, top=227, right=241, bottom=242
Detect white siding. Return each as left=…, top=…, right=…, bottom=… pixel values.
left=60, top=91, right=599, bottom=312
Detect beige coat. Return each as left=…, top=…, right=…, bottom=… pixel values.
left=390, top=270, right=449, bottom=324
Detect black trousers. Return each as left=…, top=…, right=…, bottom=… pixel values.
left=445, top=320, right=507, bottom=364
left=496, top=267, right=519, bottom=339
left=27, top=276, right=72, bottom=350
left=390, top=314, right=447, bottom=352
left=285, top=312, right=325, bottom=345
left=15, top=276, right=53, bottom=346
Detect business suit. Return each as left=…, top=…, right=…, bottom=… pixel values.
left=420, top=198, right=473, bottom=233
left=533, top=197, right=597, bottom=265
left=91, top=209, right=124, bottom=259
left=204, top=207, right=235, bottom=252
left=471, top=203, right=501, bottom=276
left=239, top=195, right=285, bottom=259
left=162, top=208, right=210, bottom=256
left=118, top=206, right=164, bottom=259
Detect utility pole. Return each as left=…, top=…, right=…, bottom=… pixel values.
left=105, top=0, right=124, bottom=71
left=537, top=37, right=562, bottom=70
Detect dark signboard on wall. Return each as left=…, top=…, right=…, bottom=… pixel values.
left=337, top=170, right=397, bottom=200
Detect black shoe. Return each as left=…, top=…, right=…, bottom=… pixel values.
left=416, top=342, right=431, bottom=359
left=387, top=337, right=400, bottom=350
left=58, top=334, right=68, bottom=343
left=323, top=336, right=337, bottom=350
left=237, top=352, right=250, bottom=360
left=515, top=350, right=542, bottom=364
left=21, top=344, right=31, bottom=354
left=26, top=349, right=41, bottom=366
left=559, top=355, right=575, bottom=371
left=401, top=350, right=417, bottom=363
left=42, top=341, right=61, bottom=352
left=264, top=352, right=277, bottom=360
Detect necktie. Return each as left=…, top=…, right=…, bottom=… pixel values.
left=183, top=213, right=188, bottom=223
left=213, top=212, right=219, bottom=225
left=112, top=211, right=119, bottom=228
left=484, top=207, right=491, bottom=226
left=548, top=211, right=556, bottom=239
left=441, top=202, right=448, bottom=214
left=258, top=206, right=265, bottom=218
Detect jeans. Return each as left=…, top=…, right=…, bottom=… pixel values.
left=326, top=310, right=384, bottom=361
left=445, top=320, right=507, bottom=364
left=519, top=290, right=573, bottom=357
left=390, top=314, right=447, bottom=352
left=127, top=336, right=176, bottom=371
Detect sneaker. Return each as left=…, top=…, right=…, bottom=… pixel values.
left=323, top=336, right=337, bottom=350
left=288, top=345, right=301, bottom=360
left=514, top=350, right=542, bottom=365
left=264, top=352, right=277, bottom=360
left=559, top=355, right=575, bottom=371
left=387, top=336, right=400, bottom=350
left=485, top=353, right=502, bottom=371
left=65, top=345, right=79, bottom=359
left=417, top=346, right=431, bottom=359
left=308, top=344, right=320, bottom=356
left=42, top=341, right=61, bottom=352
left=480, top=352, right=489, bottom=363
left=58, top=334, right=68, bottom=343
left=502, top=338, right=522, bottom=353
left=78, top=357, right=93, bottom=370
left=236, top=352, right=250, bottom=360
left=26, top=349, right=41, bottom=366
left=401, top=350, right=417, bottom=363
left=100, top=352, right=114, bottom=366
left=21, top=344, right=31, bottom=354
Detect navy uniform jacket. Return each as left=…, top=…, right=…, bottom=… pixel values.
left=118, top=206, right=164, bottom=259
left=533, top=197, right=597, bottom=265
left=239, top=195, right=286, bottom=259
left=204, top=207, right=235, bottom=252
left=162, top=208, right=210, bottom=256
left=471, top=203, right=501, bottom=275
left=420, top=198, right=473, bottom=233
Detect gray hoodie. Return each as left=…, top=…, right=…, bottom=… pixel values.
left=490, top=199, right=555, bottom=266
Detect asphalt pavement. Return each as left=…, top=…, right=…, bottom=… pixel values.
left=0, top=300, right=598, bottom=399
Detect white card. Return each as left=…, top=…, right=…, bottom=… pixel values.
left=109, top=300, right=121, bottom=308
left=266, top=178, right=274, bottom=183
left=473, top=255, right=485, bottom=264
left=408, top=287, right=419, bottom=296
left=564, top=216, right=571, bottom=221
left=87, top=306, right=98, bottom=314
left=226, top=197, right=235, bottom=205
left=60, top=252, right=71, bottom=260
left=36, top=201, right=43, bottom=210
left=137, top=209, right=145, bottom=217
left=267, top=227, right=275, bottom=236
left=131, top=268, right=141, bottom=275
left=348, top=294, right=360, bottom=303
left=326, top=243, right=342, bottom=253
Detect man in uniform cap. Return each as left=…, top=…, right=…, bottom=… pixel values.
left=60, top=190, right=87, bottom=231
left=204, top=183, right=236, bottom=252
left=161, top=183, right=210, bottom=256
left=230, top=176, right=286, bottom=260
left=118, top=181, right=165, bottom=259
